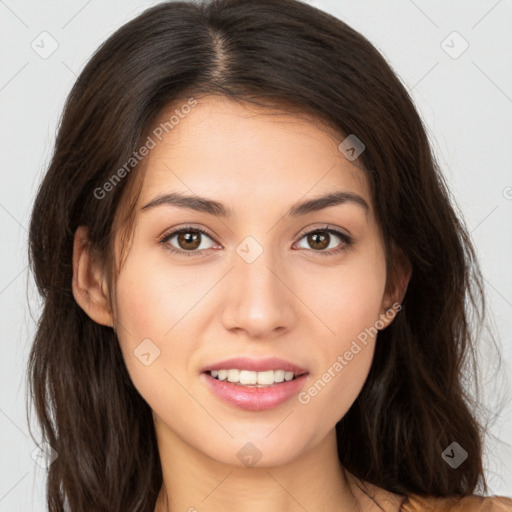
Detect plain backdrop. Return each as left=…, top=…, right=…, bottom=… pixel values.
left=1, top=0, right=511, bottom=510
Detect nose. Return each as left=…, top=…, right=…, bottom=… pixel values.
left=220, top=242, right=297, bottom=339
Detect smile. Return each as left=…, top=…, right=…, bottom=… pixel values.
left=208, top=369, right=301, bottom=387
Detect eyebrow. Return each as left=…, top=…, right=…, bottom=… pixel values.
left=140, top=190, right=369, bottom=217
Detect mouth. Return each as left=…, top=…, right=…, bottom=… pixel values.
left=204, top=368, right=307, bottom=388
left=201, top=369, right=310, bottom=411
left=200, top=357, right=310, bottom=410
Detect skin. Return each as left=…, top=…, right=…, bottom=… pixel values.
left=72, top=95, right=410, bottom=512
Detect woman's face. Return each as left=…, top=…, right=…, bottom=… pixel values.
left=108, top=95, right=397, bottom=467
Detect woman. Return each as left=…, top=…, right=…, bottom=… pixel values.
left=27, top=0, right=512, bottom=510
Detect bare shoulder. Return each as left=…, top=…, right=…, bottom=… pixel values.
left=401, top=493, right=512, bottom=512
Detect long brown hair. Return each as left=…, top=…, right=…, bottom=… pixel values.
left=27, top=0, right=492, bottom=510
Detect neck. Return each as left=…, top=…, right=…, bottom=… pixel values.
left=153, top=420, right=361, bottom=512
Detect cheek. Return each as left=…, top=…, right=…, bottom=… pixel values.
left=111, top=249, right=199, bottom=391
left=303, top=248, right=387, bottom=342
left=113, top=245, right=203, bottom=338
left=298, top=322, right=377, bottom=429
left=297, top=249, right=386, bottom=420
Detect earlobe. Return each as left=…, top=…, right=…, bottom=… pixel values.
left=72, top=226, right=113, bottom=327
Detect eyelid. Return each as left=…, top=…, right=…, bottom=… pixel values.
left=294, top=223, right=351, bottom=240
left=159, top=224, right=219, bottom=253
left=292, top=224, right=353, bottom=256
left=159, top=224, right=216, bottom=241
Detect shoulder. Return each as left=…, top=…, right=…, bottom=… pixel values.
left=342, top=466, right=512, bottom=512
left=401, top=493, right=512, bottom=512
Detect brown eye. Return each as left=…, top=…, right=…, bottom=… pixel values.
left=177, top=231, right=202, bottom=250
left=295, top=227, right=352, bottom=254
left=307, top=232, right=330, bottom=250
left=161, top=227, right=216, bottom=255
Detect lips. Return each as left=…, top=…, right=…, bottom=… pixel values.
left=201, top=356, right=308, bottom=375
left=200, top=356, right=310, bottom=411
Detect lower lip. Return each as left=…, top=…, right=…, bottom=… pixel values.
left=201, top=372, right=309, bottom=411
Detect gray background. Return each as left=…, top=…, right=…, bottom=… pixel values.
left=1, top=0, right=511, bottom=509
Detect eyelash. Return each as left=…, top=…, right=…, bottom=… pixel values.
left=159, top=224, right=353, bottom=258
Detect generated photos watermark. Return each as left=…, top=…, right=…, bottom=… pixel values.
left=298, top=302, right=402, bottom=405
left=93, top=97, right=198, bottom=200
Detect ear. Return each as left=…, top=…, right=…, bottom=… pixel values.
left=72, top=226, right=113, bottom=327
left=378, top=247, right=411, bottom=330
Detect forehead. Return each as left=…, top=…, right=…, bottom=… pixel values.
left=137, top=95, right=371, bottom=212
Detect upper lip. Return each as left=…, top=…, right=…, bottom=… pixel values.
left=202, top=357, right=308, bottom=375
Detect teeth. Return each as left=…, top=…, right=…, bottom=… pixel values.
left=227, top=369, right=240, bottom=382
left=208, top=369, right=301, bottom=386
left=240, top=370, right=257, bottom=385
left=256, top=370, right=275, bottom=385
left=274, top=369, right=285, bottom=383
